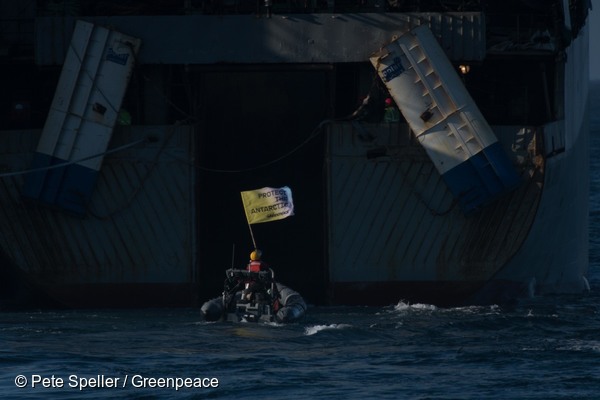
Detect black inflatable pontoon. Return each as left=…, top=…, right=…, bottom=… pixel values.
left=201, top=268, right=306, bottom=323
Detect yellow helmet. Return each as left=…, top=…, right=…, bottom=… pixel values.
left=250, top=249, right=262, bottom=261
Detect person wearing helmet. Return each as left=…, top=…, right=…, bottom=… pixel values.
left=247, top=249, right=268, bottom=272
left=242, top=249, right=271, bottom=302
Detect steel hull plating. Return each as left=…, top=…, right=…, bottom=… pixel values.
left=0, top=7, right=590, bottom=308
left=327, top=19, right=590, bottom=306
left=327, top=113, right=589, bottom=307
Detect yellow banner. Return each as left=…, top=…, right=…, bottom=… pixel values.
left=240, top=186, right=294, bottom=225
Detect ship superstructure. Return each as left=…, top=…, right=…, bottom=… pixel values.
left=0, top=0, right=590, bottom=307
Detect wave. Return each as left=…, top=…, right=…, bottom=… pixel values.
left=390, top=301, right=500, bottom=315
left=304, top=323, right=352, bottom=336
left=393, top=301, right=437, bottom=312
left=556, top=339, right=600, bottom=353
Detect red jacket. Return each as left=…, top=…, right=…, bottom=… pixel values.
left=247, top=260, right=268, bottom=272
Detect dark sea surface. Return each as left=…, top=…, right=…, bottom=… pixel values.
left=1, top=83, right=600, bottom=400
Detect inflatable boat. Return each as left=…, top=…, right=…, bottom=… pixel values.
left=201, top=268, right=306, bottom=323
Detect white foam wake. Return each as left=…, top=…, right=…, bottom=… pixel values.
left=394, top=301, right=437, bottom=312
left=304, top=323, right=352, bottom=336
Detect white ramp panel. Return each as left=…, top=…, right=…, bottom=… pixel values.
left=370, top=25, right=521, bottom=214
left=22, top=20, right=141, bottom=215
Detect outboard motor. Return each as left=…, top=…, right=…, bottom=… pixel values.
left=223, top=268, right=279, bottom=323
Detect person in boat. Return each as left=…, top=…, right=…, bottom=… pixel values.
left=241, top=249, right=277, bottom=304
left=200, top=249, right=306, bottom=323
left=247, top=249, right=269, bottom=272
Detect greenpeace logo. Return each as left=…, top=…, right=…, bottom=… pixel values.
left=106, top=48, right=129, bottom=65
left=381, top=58, right=405, bottom=82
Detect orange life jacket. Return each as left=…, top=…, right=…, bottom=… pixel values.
left=247, top=260, right=266, bottom=273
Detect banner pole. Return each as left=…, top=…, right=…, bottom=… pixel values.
left=247, top=222, right=258, bottom=250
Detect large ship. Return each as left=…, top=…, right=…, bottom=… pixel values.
left=0, top=0, right=590, bottom=308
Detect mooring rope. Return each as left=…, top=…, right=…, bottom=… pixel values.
left=0, top=137, right=152, bottom=179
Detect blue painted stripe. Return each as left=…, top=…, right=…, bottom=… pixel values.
left=21, top=152, right=54, bottom=200
left=22, top=153, right=99, bottom=216
left=442, top=142, right=521, bottom=214
left=56, top=163, right=99, bottom=216
left=482, top=142, right=522, bottom=190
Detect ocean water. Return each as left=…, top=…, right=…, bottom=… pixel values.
left=1, top=83, right=600, bottom=400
